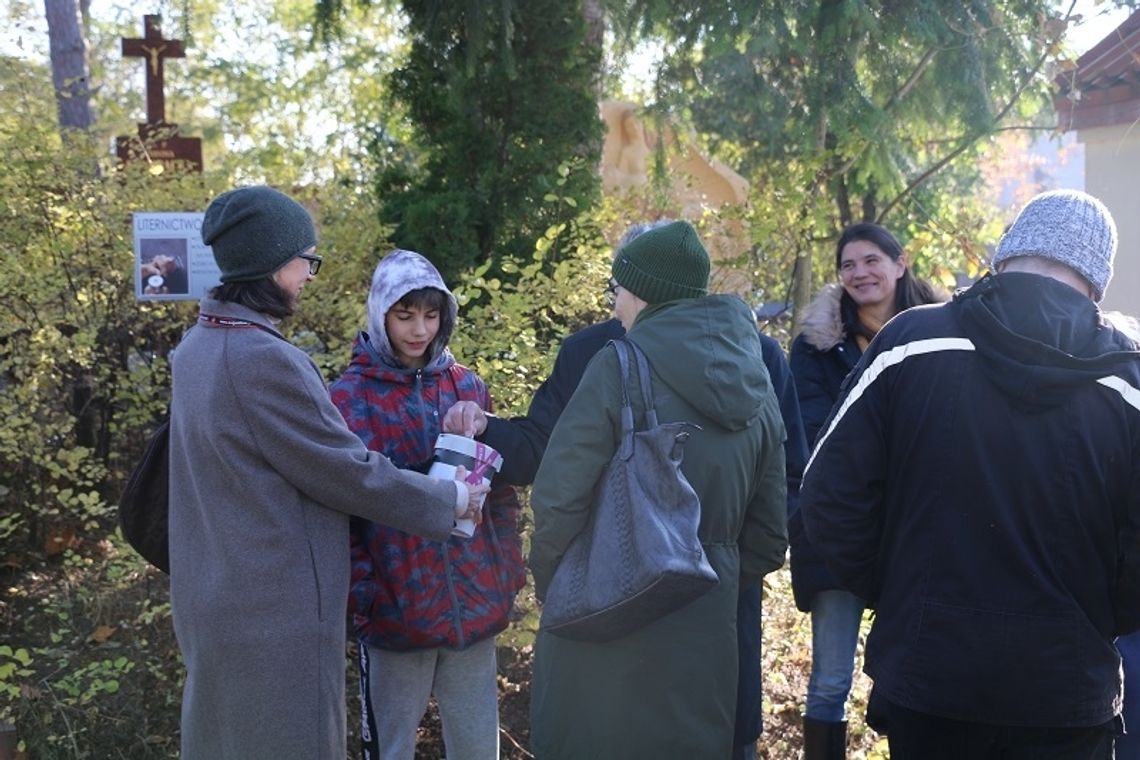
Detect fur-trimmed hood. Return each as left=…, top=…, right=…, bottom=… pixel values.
left=796, top=281, right=952, bottom=352
left=797, top=284, right=846, bottom=352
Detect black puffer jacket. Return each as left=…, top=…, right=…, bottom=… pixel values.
left=800, top=272, right=1140, bottom=727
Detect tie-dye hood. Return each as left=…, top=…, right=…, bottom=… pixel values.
left=365, top=249, right=458, bottom=369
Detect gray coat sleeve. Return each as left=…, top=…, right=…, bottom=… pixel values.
left=229, top=336, right=457, bottom=542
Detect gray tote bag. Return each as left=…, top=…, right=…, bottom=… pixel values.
left=539, top=338, right=719, bottom=642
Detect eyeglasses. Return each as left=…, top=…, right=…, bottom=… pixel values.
left=298, top=253, right=322, bottom=276
left=603, top=279, right=619, bottom=306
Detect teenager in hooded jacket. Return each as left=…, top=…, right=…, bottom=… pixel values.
left=328, top=249, right=525, bottom=760
left=527, top=220, right=789, bottom=759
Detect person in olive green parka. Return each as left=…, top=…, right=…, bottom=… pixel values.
left=528, top=220, right=788, bottom=759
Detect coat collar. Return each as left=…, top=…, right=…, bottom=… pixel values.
left=198, top=297, right=285, bottom=338
left=346, top=330, right=455, bottom=382
left=797, top=284, right=846, bottom=352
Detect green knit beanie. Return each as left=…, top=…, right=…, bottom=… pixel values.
left=202, top=186, right=317, bottom=283
left=611, top=220, right=710, bottom=304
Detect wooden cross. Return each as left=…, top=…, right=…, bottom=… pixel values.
left=121, top=15, right=184, bottom=126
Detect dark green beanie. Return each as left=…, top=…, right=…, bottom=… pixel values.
left=202, top=186, right=317, bottom=283
left=611, top=220, right=710, bottom=304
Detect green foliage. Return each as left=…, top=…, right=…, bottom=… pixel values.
left=449, top=214, right=614, bottom=415
left=89, top=0, right=406, bottom=185
left=631, top=0, right=1061, bottom=193
left=9, top=544, right=183, bottom=758
left=372, top=0, right=605, bottom=279
left=0, top=62, right=209, bottom=557
left=0, top=646, right=34, bottom=717
left=611, top=0, right=1071, bottom=324
left=275, top=183, right=396, bottom=375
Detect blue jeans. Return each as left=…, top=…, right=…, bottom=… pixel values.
left=805, top=589, right=864, bottom=721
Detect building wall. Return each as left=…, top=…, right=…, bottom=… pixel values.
left=1081, top=122, right=1140, bottom=316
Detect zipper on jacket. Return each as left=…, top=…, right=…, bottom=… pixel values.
left=414, top=369, right=436, bottom=454
left=416, top=367, right=466, bottom=647
left=441, top=541, right=466, bottom=648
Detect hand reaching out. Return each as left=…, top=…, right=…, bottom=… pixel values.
left=442, top=400, right=488, bottom=438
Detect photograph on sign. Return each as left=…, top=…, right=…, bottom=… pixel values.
left=133, top=212, right=219, bottom=301
left=140, top=238, right=189, bottom=295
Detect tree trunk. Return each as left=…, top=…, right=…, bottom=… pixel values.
left=582, top=0, right=604, bottom=51
left=791, top=248, right=814, bottom=336
left=582, top=0, right=605, bottom=97
left=44, top=0, right=95, bottom=132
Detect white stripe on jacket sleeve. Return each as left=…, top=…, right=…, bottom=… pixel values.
left=1097, top=375, right=1140, bottom=413
left=802, top=337, right=977, bottom=478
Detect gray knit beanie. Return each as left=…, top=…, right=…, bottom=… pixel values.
left=611, top=220, right=710, bottom=304
left=993, top=189, right=1116, bottom=301
left=202, top=186, right=318, bottom=282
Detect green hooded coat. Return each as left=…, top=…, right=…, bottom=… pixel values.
left=529, top=294, right=788, bottom=759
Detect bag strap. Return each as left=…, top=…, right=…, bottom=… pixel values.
left=625, top=338, right=658, bottom=428
left=610, top=339, right=636, bottom=459
left=611, top=337, right=662, bottom=458
left=614, top=338, right=701, bottom=451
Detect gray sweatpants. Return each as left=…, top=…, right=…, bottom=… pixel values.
left=361, top=637, right=500, bottom=760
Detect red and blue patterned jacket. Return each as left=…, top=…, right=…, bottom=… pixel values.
left=330, top=332, right=525, bottom=651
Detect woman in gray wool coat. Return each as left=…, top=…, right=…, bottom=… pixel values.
left=168, top=186, right=486, bottom=760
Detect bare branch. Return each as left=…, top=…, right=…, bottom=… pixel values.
left=882, top=46, right=939, bottom=114
left=876, top=12, right=1065, bottom=222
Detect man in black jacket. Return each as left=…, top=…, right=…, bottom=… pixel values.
left=799, top=189, right=1140, bottom=759
left=444, top=224, right=808, bottom=759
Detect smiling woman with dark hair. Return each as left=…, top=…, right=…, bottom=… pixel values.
left=788, top=222, right=944, bottom=757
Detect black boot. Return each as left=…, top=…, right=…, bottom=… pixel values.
left=802, top=716, right=847, bottom=760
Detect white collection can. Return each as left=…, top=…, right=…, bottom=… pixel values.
left=427, top=433, right=503, bottom=537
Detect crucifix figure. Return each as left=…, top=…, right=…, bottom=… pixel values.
left=122, top=15, right=185, bottom=127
